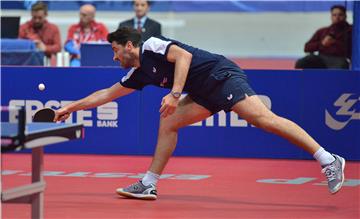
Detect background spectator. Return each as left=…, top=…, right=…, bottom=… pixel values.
left=64, top=4, right=108, bottom=67
left=18, top=1, right=61, bottom=58
left=118, top=0, right=161, bottom=42
left=295, top=5, right=352, bottom=69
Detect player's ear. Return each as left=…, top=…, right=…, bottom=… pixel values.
left=125, top=41, right=133, bottom=50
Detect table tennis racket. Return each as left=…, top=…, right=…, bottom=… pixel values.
left=33, top=108, right=55, bottom=122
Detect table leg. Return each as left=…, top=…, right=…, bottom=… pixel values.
left=31, top=147, right=44, bottom=219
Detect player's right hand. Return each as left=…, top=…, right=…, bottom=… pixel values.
left=159, top=93, right=179, bottom=118
left=54, top=108, right=70, bottom=122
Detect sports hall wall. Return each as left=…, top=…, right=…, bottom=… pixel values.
left=2, top=67, right=359, bottom=160
left=1, top=1, right=356, bottom=59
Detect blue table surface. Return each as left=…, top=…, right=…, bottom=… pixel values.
left=1, top=122, right=81, bottom=137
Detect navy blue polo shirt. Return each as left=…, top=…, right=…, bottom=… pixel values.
left=119, top=36, right=228, bottom=94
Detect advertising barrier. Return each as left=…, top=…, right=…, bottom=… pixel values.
left=1, top=67, right=359, bottom=160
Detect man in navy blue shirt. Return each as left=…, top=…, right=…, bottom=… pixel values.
left=55, top=27, right=345, bottom=200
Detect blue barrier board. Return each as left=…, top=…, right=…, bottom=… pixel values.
left=1, top=67, right=359, bottom=160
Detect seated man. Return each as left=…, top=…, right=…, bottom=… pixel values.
left=118, top=0, right=161, bottom=42
left=18, top=1, right=61, bottom=58
left=295, top=5, right=352, bottom=69
left=65, top=4, right=108, bottom=67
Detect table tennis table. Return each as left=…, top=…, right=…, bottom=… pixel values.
left=1, top=122, right=84, bottom=219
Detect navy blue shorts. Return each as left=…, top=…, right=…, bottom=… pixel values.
left=189, top=59, right=256, bottom=114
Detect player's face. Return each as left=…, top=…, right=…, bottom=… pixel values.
left=112, top=41, right=136, bottom=69
left=331, top=8, right=346, bottom=24
left=133, top=0, right=149, bottom=18
left=31, top=10, right=47, bottom=29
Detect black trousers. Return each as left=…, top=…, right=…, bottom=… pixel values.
left=295, top=54, right=349, bottom=69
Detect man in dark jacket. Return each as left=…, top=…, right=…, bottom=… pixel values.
left=118, top=0, right=161, bottom=41
left=295, top=5, right=352, bottom=69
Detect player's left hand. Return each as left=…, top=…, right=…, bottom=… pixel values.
left=159, top=93, right=179, bottom=118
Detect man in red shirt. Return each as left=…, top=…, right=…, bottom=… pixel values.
left=295, top=5, right=352, bottom=69
left=19, top=2, right=61, bottom=58
left=65, top=4, right=108, bottom=66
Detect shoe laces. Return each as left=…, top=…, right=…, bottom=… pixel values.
left=127, top=181, right=143, bottom=191
left=322, top=164, right=337, bottom=181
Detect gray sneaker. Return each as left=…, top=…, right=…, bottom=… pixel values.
left=322, top=154, right=345, bottom=194
left=116, top=181, right=157, bottom=200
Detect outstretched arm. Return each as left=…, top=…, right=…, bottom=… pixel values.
left=54, top=83, right=135, bottom=121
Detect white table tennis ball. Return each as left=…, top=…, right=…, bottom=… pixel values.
left=38, top=83, right=45, bottom=91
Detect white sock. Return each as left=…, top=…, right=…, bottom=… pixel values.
left=313, top=147, right=335, bottom=166
left=142, top=171, right=160, bottom=186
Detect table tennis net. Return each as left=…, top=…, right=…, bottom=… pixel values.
left=1, top=106, right=26, bottom=151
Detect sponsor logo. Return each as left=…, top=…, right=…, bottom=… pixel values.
left=1, top=170, right=210, bottom=180
left=152, top=67, right=157, bottom=73
left=227, top=94, right=233, bottom=101
left=325, top=93, right=360, bottom=130
left=190, top=95, right=271, bottom=127
left=8, top=99, right=119, bottom=128
left=3, top=170, right=359, bottom=187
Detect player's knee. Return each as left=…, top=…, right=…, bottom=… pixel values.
left=251, top=114, right=279, bottom=133
left=159, top=120, right=180, bottom=133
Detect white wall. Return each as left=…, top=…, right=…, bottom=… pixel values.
left=1, top=10, right=353, bottom=58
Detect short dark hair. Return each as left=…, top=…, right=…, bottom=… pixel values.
left=31, top=2, right=48, bottom=14
left=132, top=0, right=152, bottom=6
left=107, top=27, right=142, bottom=47
left=331, top=5, right=346, bottom=14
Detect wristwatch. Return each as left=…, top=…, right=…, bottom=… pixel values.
left=171, top=91, right=182, bottom=99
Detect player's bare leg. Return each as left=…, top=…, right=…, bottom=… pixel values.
left=231, top=94, right=345, bottom=194
left=232, top=94, right=320, bottom=154
left=149, top=95, right=211, bottom=174
left=116, top=95, right=211, bottom=199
